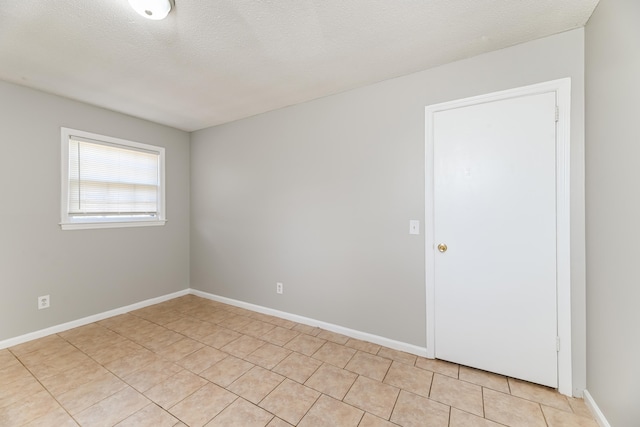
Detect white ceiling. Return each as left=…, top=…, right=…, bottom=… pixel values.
left=0, top=0, right=599, bottom=132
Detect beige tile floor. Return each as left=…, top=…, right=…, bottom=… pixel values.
left=0, top=295, right=597, bottom=427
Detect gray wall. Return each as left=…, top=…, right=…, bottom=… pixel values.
left=0, top=81, right=190, bottom=342
left=191, top=29, right=586, bottom=393
left=585, top=0, right=640, bottom=425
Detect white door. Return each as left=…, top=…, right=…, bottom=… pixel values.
left=432, top=91, right=558, bottom=387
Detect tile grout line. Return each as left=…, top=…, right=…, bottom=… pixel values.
left=385, top=381, right=402, bottom=423
left=6, top=345, right=82, bottom=426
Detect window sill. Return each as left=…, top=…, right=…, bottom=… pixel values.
left=60, top=219, right=167, bottom=230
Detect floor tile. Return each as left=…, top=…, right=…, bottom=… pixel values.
left=450, top=408, right=503, bottom=427
left=115, top=403, right=181, bottom=427
left=225, top=306, right=255, bottom=317
left=259, top=379, right=320, bottom=425
left=266, top=417, right=294, bottom=427
left=415, top=357, right=460, bottom=378
left=220, top=335, right=266, bottom=358
left=227, top=366, right=285, bottom=404
left=272, top=352, right=322, bottom=383
left=263, top=316, right=297, bottom=330
left=248, top=312, right=278, bottom=323
left=64, top=326, right=113, bottom=346
left=284, top=333, right=326, bottom=356
left=508, top=378, right=572, bottom=412
left=84, top=339, right=144, bottom=365
left=200, top=328, right=243, bottom=349
left=383, top=360, right=434, bottom=398
left=58, top=322, right=108, bottom=340
left=0, top=362, right=33, bottom=386
left=238, top=320, right=276, bottom=338
left=291, top=323, right=322, bottom=336
left=16, top=343, right=73, bottom=368
left=429, top=373, right=483, bottom=416
left=176, top=345, right=227, bottom=373
left=0, top=349, right=19, bottom=367
left=122, top=321, right=167, bottom=339
left=74, top=386, right=149, bottom=427
left=343, top=375, right=399, bottom=420
left=358, top=412, right=398, bottom=426
left=298, top=394, right=363, bottom=427
left=123, top=358, right=182, bottom=392
left=541, top=405, right=599, bottom=427
left=139, top=329, right=184, bottom=352
left=390, top=390, right=450, bottom=427
left=103, top=347, right=158, bottom=378
left=164, top=317, right=215, bottom=339
left=344, top=338, right=381, bottom=354
left=23, top=405, right=79, bottom=427
left=261, top=326, right=300, bottom=346
left=245, top=343, right=292, bottom=370
left=144, top=369, right=208, bottom=409
left=312, top=341, right=356, bottom=368
left=345, top=351, right=392, bottom=381
left=154, top=337, right=204, bottom=362
left=10, top=349, right=55, bottom=371
left=22, top=347, right=92, bottom=380
left=201, top=355, right=254, bottom=387
left=98, top=314, right=147, bottom=333
left=9, top=334, right=68, bottom=356
left=190, top=306, right=227, bottom=323
left=458, top=365, right=509, bottom=393
left=39, top=361, right=108, bottom=398
left=0, top=375, right=45, bottom=408
left=205, top=398, right=273, bottom=427
left=75, top=333, right=130, bottom=357
left=316, top=329, right=350, bottom=344
left=483, top=388, right=547, bottom=427
left=0, top=389, right=61, bottom=426
left=131, top=306, right=184, bottom=326
left=377, top=347, right=417, bottom=365
left=200, top=309, right=235, bottom=324
left=568, top=397, right=594, bottom=418
left=304, top=363, right=358, bottom=400
left=169, top=382, right=237, bottom=426
left=57, top=371, right=127, bottom=414
left=218, top=314, right=253, bottom=331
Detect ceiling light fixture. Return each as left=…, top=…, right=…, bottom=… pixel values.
left=128, top=0, right=174, bottom=20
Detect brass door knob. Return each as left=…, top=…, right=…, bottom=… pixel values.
left=437, top=243, right=448, bottom=253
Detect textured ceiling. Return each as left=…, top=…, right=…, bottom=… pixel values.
left=0, top=0, right=599, bottom=131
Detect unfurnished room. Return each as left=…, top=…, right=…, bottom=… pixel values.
left=0, top=0, right=638, bottom=426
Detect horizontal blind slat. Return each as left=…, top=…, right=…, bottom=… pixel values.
left=68, top=138, right=160, bottom=216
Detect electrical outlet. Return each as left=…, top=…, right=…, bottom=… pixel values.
left=276, top=282, right=283, bottom=294
left=38, top=295, right=50, bottom=310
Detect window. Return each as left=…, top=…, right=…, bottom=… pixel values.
left=60, top=127, right=166, bottom=230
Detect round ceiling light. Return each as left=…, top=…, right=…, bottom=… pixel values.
left=128, top=0, right=174, bottom=20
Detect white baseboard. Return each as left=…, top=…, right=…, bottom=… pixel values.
left=1, top=288, right=427, bottom=360
left=583, top=390, right=612, bottom=427
left=0, top=289, right=190, bottom=350
left=190, top=289, right=428, bottom=357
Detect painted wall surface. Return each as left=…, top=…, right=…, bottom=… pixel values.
left=585, top=0, right=640, bottom=424
left=0, top=81, right=190, bottom=341
left=191, top=29, right=586, bottom=393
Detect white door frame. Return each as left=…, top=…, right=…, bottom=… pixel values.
left=424, top=78, right=572, bottom=395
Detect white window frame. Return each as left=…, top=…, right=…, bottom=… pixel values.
left=60, top=127, right=166, bottom=230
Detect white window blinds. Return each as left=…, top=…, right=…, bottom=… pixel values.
left=61, top=127, right=165, bottom=230
left=68, top=137, right=160, bottom=217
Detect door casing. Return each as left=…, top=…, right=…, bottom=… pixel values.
left=424, top=78, right=572, bottom=395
